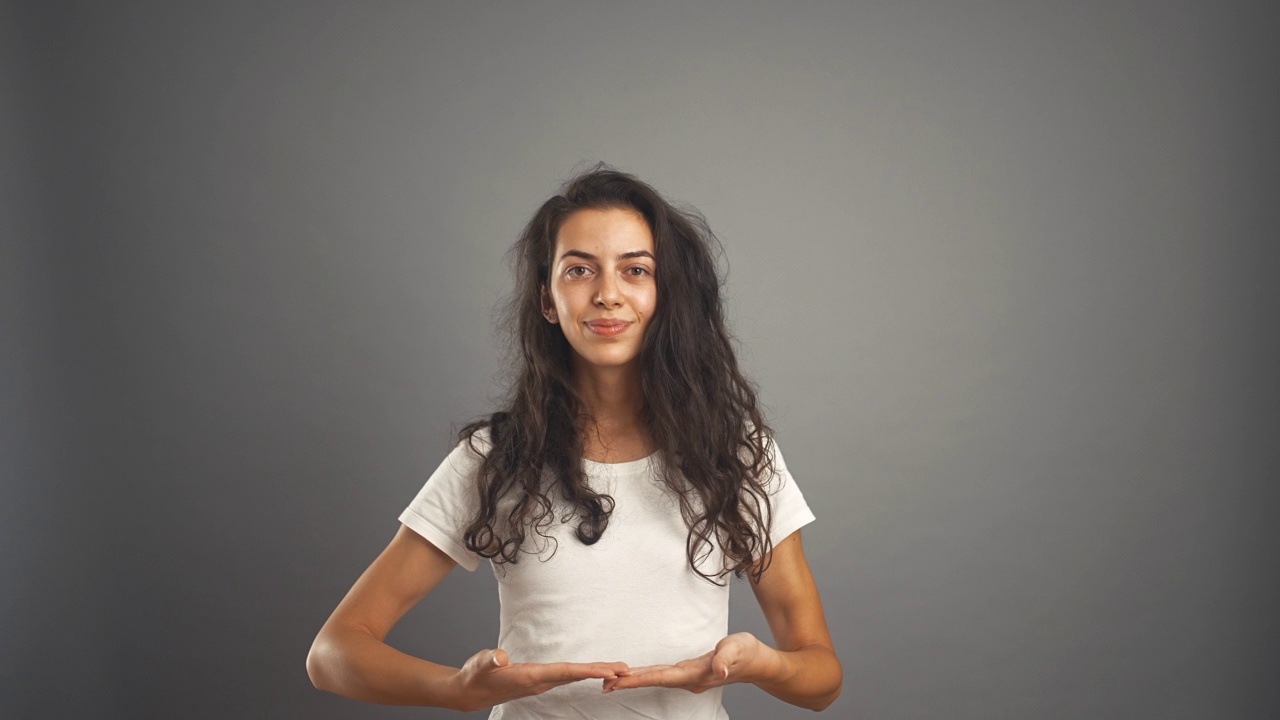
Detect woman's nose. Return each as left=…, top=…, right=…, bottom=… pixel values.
left=594, top=273, right=622, bottom=307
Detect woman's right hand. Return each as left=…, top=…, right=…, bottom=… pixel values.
left=308, top=526, right=627, bottom=710
left=452, top=648, right=629, bottom=712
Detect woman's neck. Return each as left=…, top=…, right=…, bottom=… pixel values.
left=571, top=361, right=652, bottom=462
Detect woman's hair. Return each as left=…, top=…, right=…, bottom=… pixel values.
left=458, top=164, right=776, bottom=583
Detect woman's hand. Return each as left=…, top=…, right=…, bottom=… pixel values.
left=602, top=632, right=779, bottom=695
left=599, top=531, right=841, bottom=712
left=452, top=648, right=630, bottom=712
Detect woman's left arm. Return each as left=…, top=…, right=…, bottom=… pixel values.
left=740, top=528, right=842, bottom=710
left=607, top=529, right=843, bottom=711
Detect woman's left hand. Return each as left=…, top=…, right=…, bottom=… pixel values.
left=602, top=632, right=779, bottom=694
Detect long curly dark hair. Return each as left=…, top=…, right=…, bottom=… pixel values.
left=458, top=165, right=776, bottom=584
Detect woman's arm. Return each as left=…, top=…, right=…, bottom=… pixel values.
left=306, top=524, right=628, bottom=711
left=741, top=529, right=843, bottom=710
left=605, top=529, right=843, bottom=711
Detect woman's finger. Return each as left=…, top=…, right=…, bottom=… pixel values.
left=617, top=664, right=667, bottom=676
left=611, top=664, right=696, bottom=690
left=524, top=660, right=629, bottom=686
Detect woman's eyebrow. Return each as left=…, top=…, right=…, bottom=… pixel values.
left=558, top=249, right=655, bottom=262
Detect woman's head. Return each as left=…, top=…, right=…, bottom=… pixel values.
left=507, top=165, right=727, bottom=384
left=540, top=206, right=657, bottom=375
left=464, top=164, right=776, bottom=584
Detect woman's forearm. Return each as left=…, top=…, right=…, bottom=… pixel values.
left=747, top=642, right=843, bottom=711
left=306, top=626, right=465, bottom=709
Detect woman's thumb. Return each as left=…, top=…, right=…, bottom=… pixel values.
left=709, top=652, right=730, bottom=679
left=711, top=642, right=743, bottom=680
left=490, top=648, right=510, bottom=668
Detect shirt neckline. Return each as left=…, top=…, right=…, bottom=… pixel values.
left=581, top=451, right=659, bottom=475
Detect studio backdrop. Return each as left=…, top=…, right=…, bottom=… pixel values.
left=3, top=1, right=1277, bottom=718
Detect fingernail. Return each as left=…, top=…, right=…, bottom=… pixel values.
left=722, top=666, right=729, bottom=679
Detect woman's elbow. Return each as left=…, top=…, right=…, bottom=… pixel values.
left=808, top=689, right=840, bottom=712
left=803, top=683, right=842, bottom=712
left=305, top=634, right=337, bottom=692
left=807, top=658, right=843, bottom=711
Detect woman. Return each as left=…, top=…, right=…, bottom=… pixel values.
left=306, top=167, right=842, bottom=718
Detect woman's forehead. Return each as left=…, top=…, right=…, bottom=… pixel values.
left=554, top=207, right=654, bottom=259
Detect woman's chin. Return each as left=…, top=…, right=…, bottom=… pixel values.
left=570, top=351, right=643, bottom=372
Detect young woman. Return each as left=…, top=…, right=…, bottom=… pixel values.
left=306, top=167, right=842, bottom=718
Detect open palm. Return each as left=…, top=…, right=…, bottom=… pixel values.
left=604, top=632, right=768, bottom=694
left=455, top=648, right=629, bottom=712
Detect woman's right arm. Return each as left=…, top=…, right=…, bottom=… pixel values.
left=306, top=524, right=627, bottom=711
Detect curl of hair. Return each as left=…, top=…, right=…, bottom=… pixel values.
left=459, top=164, right=776, bottom=584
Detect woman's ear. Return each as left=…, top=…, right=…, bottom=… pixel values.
left=540, top=284, right=558, bottom=324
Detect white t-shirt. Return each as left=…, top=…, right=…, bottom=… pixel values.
left=399, top=433, right=815, bottom=720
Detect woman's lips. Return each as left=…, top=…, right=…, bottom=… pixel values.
left=585, top=320, right=631, bottom=337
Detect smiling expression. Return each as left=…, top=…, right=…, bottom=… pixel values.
left=542, top=207, right=657, bottom=373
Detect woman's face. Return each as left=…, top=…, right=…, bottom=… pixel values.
left=542, top=207, right=657, bottom=374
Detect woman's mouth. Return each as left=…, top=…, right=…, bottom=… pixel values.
left=585, top=320, right=632, bottom=337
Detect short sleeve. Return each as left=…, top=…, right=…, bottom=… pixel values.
left=398, top=436, right=487, bottom=572
left=758, top=438, right=816, bottom=556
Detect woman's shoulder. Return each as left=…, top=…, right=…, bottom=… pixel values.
left=455, top=421, right=495, bottom=459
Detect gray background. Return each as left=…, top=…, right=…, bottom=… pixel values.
left=3, top=1, right=1277, bottom=718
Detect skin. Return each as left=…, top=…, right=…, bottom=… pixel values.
left=307, top=206, right=842, bottom=711
left=604, top=530, right=842, bottom=710
left=306, top=525, right=628, bottom=710
left=541, top=206, right=658, bottom=461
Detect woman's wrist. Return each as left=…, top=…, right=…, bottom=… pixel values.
left=744, top=642, right=841, bottom=711
left=445, top=662, right=490, bottom=713
left=409, top=660, right=474, bottom=710
left=739, top=636, right=790, bottom=687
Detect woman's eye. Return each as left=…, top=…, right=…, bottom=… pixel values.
left=566, top=266, right=591, bottom=278
left=626, top=266, right=651, bottom=277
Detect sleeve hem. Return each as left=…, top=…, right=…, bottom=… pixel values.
left=766, top=507, right=816, bottom=556
left=399, top=509, right=481, bottom=572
